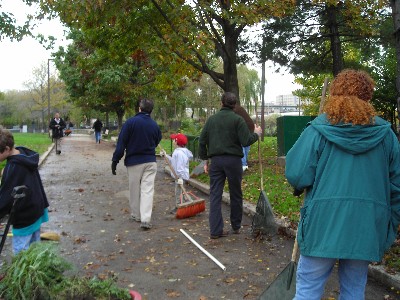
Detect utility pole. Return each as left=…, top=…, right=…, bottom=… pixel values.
left=47, top=58, right=54, bottom=124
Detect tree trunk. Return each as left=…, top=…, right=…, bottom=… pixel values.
left=117, top=112, right=124, bottom=131
left=222, top=35, right=239, bottom=102
left=105, top=111, right=109, bottom=129
left=391, top=0, right=400, bottom=136
left=326, top=4, right=344, bottom=76
left=115, top=105, right=125, bottom=131
left=212, top=17, right=241, bottom=104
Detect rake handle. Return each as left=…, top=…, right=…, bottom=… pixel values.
left=292, top=191, right=307, bottom=263
left=0, top=186, right=27, bottom=255
left=178, top=182, right=193, bottom=203
left=291, top=235, right=299, bottom=262
left=258, top=136, right=264, bottom=189
left=159, top=146, right=179, bottom=179
left=318, top=77, right=330, bottom=115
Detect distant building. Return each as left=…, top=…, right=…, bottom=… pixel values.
left=254, top=93, right=303, bottom=118
left=275, top=94, right=300, bottom=107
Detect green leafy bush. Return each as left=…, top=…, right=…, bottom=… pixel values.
left=0, top=242, right=71, bottom=299
left=180, top=118, right=202, bottom=136
left=56, top=276, right=131, bottom=300
left=0, top=242, right=131, bottom=300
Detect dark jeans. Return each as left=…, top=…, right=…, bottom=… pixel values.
left=209, top=155, right=243, bottom=236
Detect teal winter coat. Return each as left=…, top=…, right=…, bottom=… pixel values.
left=285, top=114, right=400, bottom=262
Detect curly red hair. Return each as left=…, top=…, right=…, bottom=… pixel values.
left=323, top=69, right=376, bottom=125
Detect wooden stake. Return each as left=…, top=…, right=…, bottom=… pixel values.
left=319, top=77, right=330, bottom=115
left=180, top=229, right=226, bottom=271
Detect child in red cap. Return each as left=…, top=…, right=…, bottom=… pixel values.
left=163, top=133, right=193, bottom=213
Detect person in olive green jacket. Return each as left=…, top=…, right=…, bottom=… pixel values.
left=286, top=69, right=400, bottom=299
left=199, top=92, right=262, bottom=239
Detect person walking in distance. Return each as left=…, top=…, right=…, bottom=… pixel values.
left=199, top=92, right=262, bottom=239
left=285, top=69, right=400, bottom=299
left=93, top=118, right=103, bottom=144
left=49, top=112, right=66, bottom=155
left=49, top=112, right=66, bottom=141
left=111, top=99, right=162, bottom=230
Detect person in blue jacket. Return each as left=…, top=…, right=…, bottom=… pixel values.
left=111, top=99, right=162, bottom=230
left=0, top=128, right=49, bottom=255
left=285, top=69, right=400, bottom=299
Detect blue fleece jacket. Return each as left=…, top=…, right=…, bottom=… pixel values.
left=285, top=114, right=400, bottom=262
left=112, top=112, right=162, bottom=166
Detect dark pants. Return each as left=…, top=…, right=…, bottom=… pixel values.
left=209, top=155, right=243, bottom=236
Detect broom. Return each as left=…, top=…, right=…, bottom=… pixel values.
left=159, top=147, right=205, bottom=219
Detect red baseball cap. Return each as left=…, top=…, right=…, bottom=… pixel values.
left=170, top=133, right=188, bottom=146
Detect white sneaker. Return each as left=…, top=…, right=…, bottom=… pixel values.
left=242, top=166, right=248, bottom=171
left=140, top=222, right=152, bottom=230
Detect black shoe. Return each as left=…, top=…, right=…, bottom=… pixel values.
left=232, top=228, right=240, bottom=234
left=56, top=150, right=61, bottom=155
left=210, top=230, right=229, bottom=239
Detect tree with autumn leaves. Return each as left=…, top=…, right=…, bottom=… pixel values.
left=259, top=0, right=393, bottom=113
left=40, top=0, right=295, bottom=110
left=15, top=0, right=400, bottom=133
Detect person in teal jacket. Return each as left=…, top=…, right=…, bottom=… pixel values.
left=285, top=69, right=400, bottom=300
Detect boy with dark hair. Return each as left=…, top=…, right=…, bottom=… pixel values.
left=0, top=128, right=49, bottom=254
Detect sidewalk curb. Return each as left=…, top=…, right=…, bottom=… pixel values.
left=185, top=176, right=400, bottom=292
left=39, top=143, right=55, bottom=167
left=368, top=265, right=400, bottom=291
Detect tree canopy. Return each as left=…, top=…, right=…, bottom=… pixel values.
left=41, top=0, right=296, bottom=105
left=0, top=0, right=37, bottom=41
left=31, top=0, right=400, bottom=131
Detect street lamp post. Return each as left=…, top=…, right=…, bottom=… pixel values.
left=298, top=96, right=301, bottom=116
left=47, top=58, right=54, bottom=124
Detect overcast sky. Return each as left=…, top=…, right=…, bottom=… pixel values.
left=0, top=0, right=299, bottom=103
left=0, top=0, right=69, bottom=90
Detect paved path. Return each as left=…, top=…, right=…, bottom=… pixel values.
left=3, top=134, right=399, bottom=299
